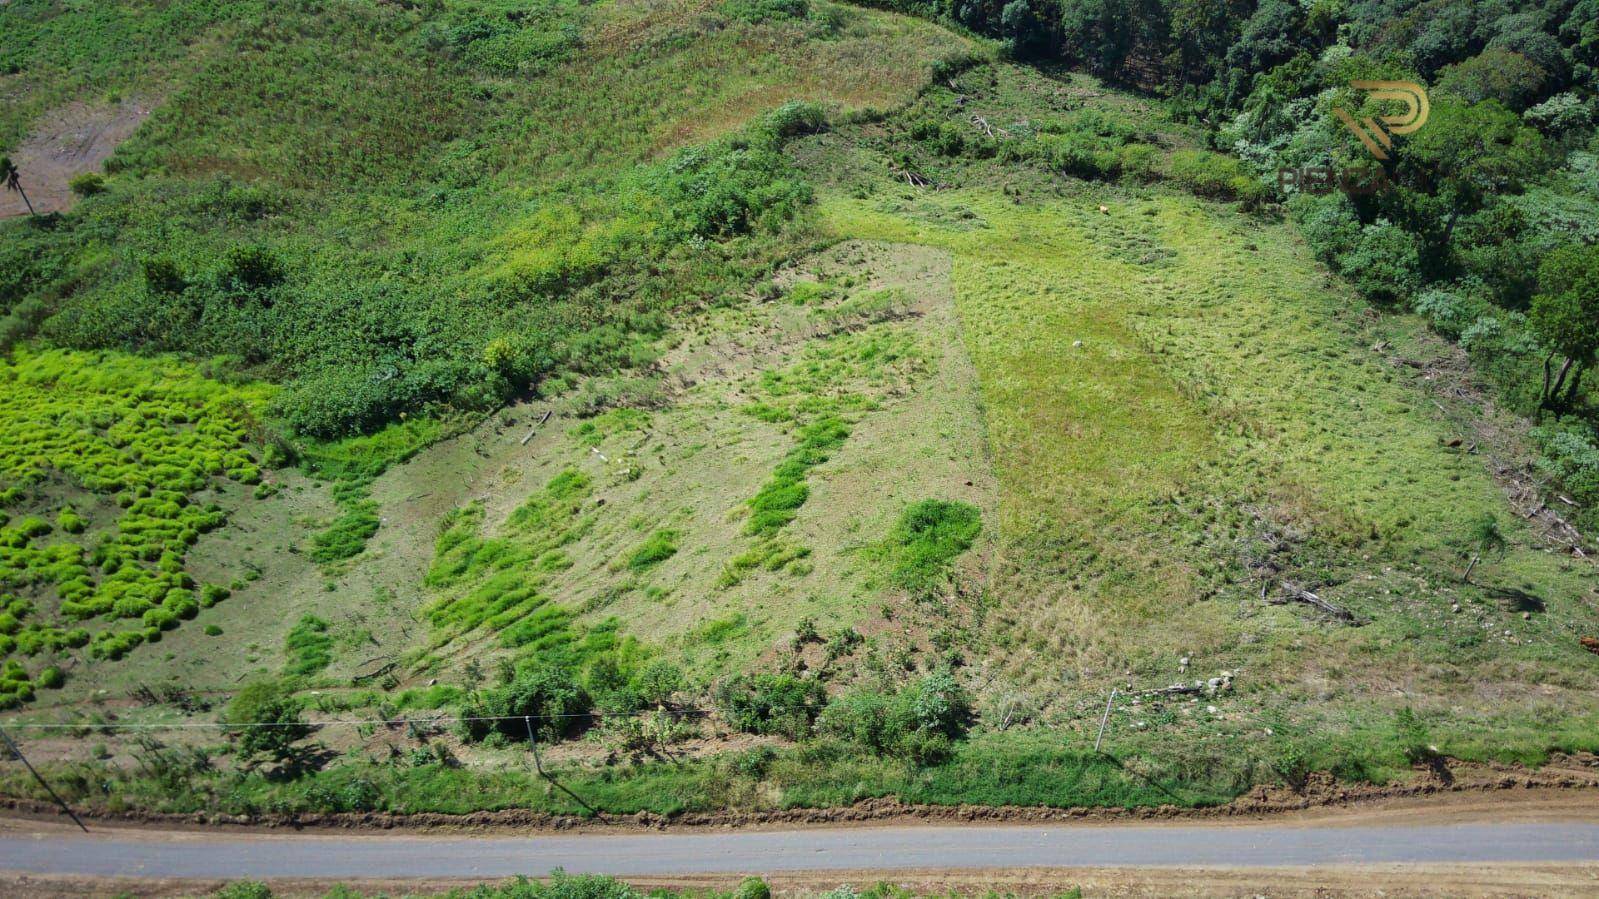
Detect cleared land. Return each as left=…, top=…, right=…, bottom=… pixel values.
left=0, top=1, right=1595, bottom=828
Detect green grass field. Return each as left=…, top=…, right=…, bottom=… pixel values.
left=0, top=2, right=1596, bottom=821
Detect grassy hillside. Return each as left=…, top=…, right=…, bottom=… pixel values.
left=1, top=0, right=973, bottom=436
left=802, top=66, right=1599, bottom=762
left=0, top=2, right=1596, bottom=820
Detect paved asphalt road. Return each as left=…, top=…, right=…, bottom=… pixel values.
left=3, top=820, right=1599, bottom=879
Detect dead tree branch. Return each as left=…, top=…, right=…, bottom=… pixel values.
left=1273, top=581, right=1360, bottom=624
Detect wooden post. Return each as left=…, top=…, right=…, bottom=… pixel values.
left=0, top=725, right=88, bottom=832
left=523, top=716, right=602, bottom=820
left=1094, top=689, right=1117, bottom=753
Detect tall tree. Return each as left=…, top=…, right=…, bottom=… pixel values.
left=0, top=156, right=35, bottom=217
left=1392, top=99, right=1550, bottom=268
left=1530, top=245, right=1599, bottom=409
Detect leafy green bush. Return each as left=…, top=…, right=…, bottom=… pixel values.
left=224, top=680, right=311, bottom=765
left=1309, top=217, right=1422, bottom=307
left=142, top=257, right=187, bottom=295
left=472, top=871, right=646, bottom=899
left=304, top=775, right=382, bottom=813
left=67, top=172, right=105, bottom=197
left=1352, top=222, right=1424, bottom=305
left=213, top=882, right=273, bottom=899
left=643, top=139, right=814, bottom=241
left=733, top=877, right=772, bottom=899
left=632, top=659, right=685, bottom=707
left=1534, top=424, right=1599, bottom=531
left=763, top=101, right=828, bottom=141
left=216, top=245, right=285, bottom=293
left=583, top=655, right=684, bottom=713
left=460, top=665, right=589, bottom=742
left=1414, top=288, right=1495, bottom=341
left=818, top=668, right=973, bottom=764
left=714, top=673, right=826, bottom=739
left=284, top=614, right=333, bottom=677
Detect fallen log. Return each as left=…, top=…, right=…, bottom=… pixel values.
left=353, top=660, right=399, bottom=685
left=1274, top=581, right=1359, bottom=624
left=1132, top=672, right=1234, bottom=699
left=520, top=409, right=553, bottom=446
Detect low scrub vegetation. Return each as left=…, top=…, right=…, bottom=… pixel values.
left=210, top=872, right=1079, bottom=899
left=818, top=668, right=973, bottom=764
left=0, top=0, right=959, bottom=443
left=882, top=500, right=981, bottom=599
left=283, top=614, right=333, bottom=678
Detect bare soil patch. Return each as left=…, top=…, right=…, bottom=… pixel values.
left=0, top=100, right=152, bottom=217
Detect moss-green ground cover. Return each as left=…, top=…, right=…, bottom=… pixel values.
left=0, top=348, right=269, bottom=704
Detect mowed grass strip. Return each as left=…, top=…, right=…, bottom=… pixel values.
left=819, top=183, right=1599, bottom=711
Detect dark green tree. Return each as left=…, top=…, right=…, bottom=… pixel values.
left=223, top=680, right=311, bottom=767
left=1392, top=99, right=1550, bottom=264
left=1530, top=245, right=1599, bottom=408
left=1434, top=49, right=1549, bottom=110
